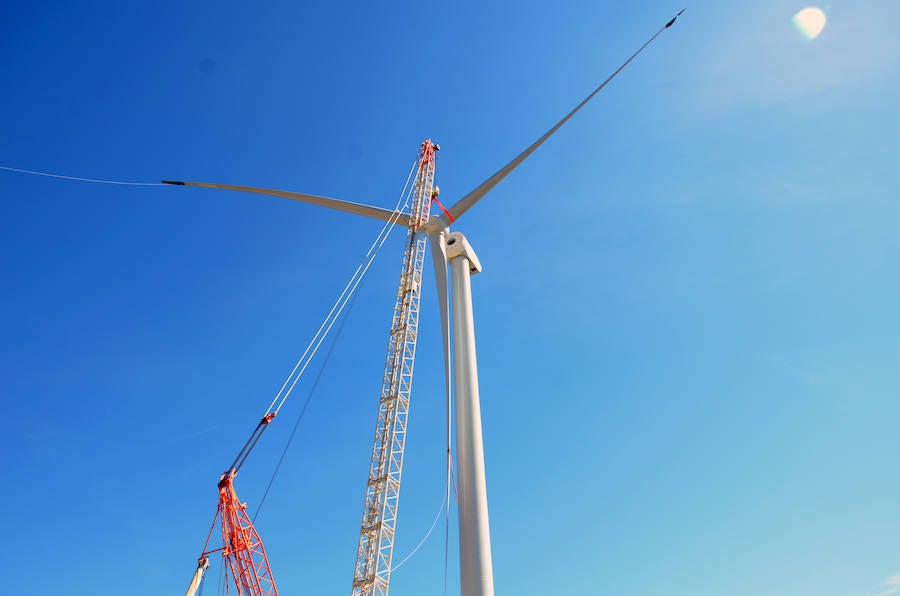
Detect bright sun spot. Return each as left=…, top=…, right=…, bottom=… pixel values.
left=792, top=7, right=827, bottom=40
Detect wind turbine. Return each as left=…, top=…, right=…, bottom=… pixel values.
left=168, top=12, right=683, bottom=596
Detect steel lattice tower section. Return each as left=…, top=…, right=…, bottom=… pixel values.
left=351, top=140, right=438, bottom=596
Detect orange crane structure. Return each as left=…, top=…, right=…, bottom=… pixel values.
left=187, top=414, right=280, bottom=596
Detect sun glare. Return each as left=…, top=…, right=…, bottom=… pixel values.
left=792, top=7, right=827, bottom=40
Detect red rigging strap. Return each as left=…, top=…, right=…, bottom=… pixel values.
left=431, top=194, right=455, bottom=223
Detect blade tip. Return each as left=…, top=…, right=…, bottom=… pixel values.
left=666, top=9, right=685, bottom=28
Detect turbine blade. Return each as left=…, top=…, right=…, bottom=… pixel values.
left=429, top=229, right=453, bottom=444
left=161, top=180, right=410, bottom=226
left=439, top=11, right=682, bottom=226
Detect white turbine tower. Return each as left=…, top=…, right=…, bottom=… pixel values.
left=167, top=12, right=683, bottom=596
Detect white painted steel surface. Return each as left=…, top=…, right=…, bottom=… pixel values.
left=447, top=233, right=494, bottom=596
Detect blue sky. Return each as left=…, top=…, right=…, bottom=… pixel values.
left=2, top=1, right=899, bottom=595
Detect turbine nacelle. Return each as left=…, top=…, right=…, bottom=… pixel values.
left=445, top=232, right=482, bottom=274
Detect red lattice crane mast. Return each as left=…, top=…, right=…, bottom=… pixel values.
left=187, top=414, right=279, bottom=596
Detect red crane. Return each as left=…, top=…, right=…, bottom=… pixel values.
left=187, top=414, right=279, bottom=596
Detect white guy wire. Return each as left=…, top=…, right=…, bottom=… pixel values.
left=273, top=188, right=409, bottom=414
left=264, top=158, right=418, bottom=415
left=265, top=160, right=415, bottom=413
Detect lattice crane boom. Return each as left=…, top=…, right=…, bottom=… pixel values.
left=351, top=140, right=438, bottom=596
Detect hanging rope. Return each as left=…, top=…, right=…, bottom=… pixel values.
left=443, top=451, right=456, bottom=596
left=444, top=310, right=454, bottom=596
left=0, top=165, right=165, bottom=186
left=390, top=326, right=457, bottom=578
left=391, top=489, right=448, bottom=572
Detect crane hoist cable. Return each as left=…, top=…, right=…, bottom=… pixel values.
left=265, top=158, right=418, bottom=417
left=253, top=275, right=361, bottom=521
